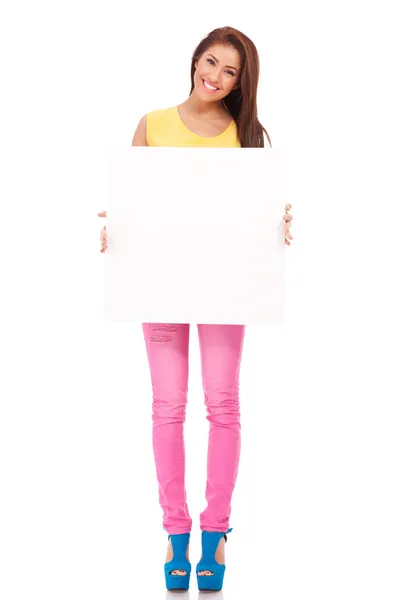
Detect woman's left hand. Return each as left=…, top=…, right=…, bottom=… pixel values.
left=283, top=203, right=293, bottom=246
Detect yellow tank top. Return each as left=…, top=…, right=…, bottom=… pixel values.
left=146, top=105, right=241, bottom=148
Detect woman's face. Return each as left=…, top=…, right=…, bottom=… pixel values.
left=193, top=43, right=241, bottom=103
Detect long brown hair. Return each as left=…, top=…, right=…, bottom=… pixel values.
left=190, top=26, right=271, bottom=148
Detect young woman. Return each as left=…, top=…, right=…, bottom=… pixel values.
left=98, top=26, right=293, bottom=592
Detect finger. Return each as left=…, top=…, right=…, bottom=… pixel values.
left=285, top=203, right=292, bottom=212
left=98, top=211, right=107, bottom=217
left=285, top=238, right=290, bottom=245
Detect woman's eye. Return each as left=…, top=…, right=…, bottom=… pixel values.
left=206, top=58, right=235, bottom=76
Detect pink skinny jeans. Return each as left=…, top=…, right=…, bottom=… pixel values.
left=142, top=322, right=246, bottom=534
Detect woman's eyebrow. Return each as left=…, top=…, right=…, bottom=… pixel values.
left=208, top=53, right=238, bottom=71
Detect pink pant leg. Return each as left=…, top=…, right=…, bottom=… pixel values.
left=197, top=323, right=246, bottom=532
left=142, top=323, right=192, bottom=534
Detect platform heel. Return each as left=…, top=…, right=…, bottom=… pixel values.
left=164, top=532, right=191, bottom=591
left=196, top=527, right=233, bottom=591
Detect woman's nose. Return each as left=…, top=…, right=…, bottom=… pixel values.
left=210, top=72, right=222, bottom=85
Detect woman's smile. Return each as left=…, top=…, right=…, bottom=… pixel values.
left=202, top=78, right=220, bottom=92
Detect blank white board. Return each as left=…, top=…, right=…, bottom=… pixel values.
left=105, top=146, right=288, bottom=325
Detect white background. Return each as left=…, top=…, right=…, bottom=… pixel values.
left=1, top=0, right=399, bottom=598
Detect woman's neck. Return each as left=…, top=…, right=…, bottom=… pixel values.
left=180, top=92, right=227, bottom=119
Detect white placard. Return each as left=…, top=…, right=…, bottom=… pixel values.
left=105, top=146, right=288, bottom=325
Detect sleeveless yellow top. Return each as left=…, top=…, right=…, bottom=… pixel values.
left=146, top=105, right=241, bottom=148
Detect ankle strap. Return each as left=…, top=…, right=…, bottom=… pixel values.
left=223, top=527, right=233, bottom=543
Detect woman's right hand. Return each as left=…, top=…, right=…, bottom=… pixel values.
left=98, top=210, right=107, bottom=252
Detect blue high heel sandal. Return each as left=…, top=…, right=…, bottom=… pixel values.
left=196, top=528, right=233, bottom=591
left=164, top=532, right=191, bottom=591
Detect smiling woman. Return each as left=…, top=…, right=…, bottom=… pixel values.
left=133, top=26, right=271, bottom=148
left=188, top=28, right=271, bottom=147
left=98, top=24, right=293, bottom=595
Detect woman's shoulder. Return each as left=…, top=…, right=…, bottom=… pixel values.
left=144, top=106, right=178, bottom=146
left=146, top=105, right=176, bottom=119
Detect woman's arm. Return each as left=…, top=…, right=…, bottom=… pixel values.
left=132, top=115, right=148, bottom=146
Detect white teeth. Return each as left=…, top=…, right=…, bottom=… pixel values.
left=203, top=80, right=218, bottom=91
